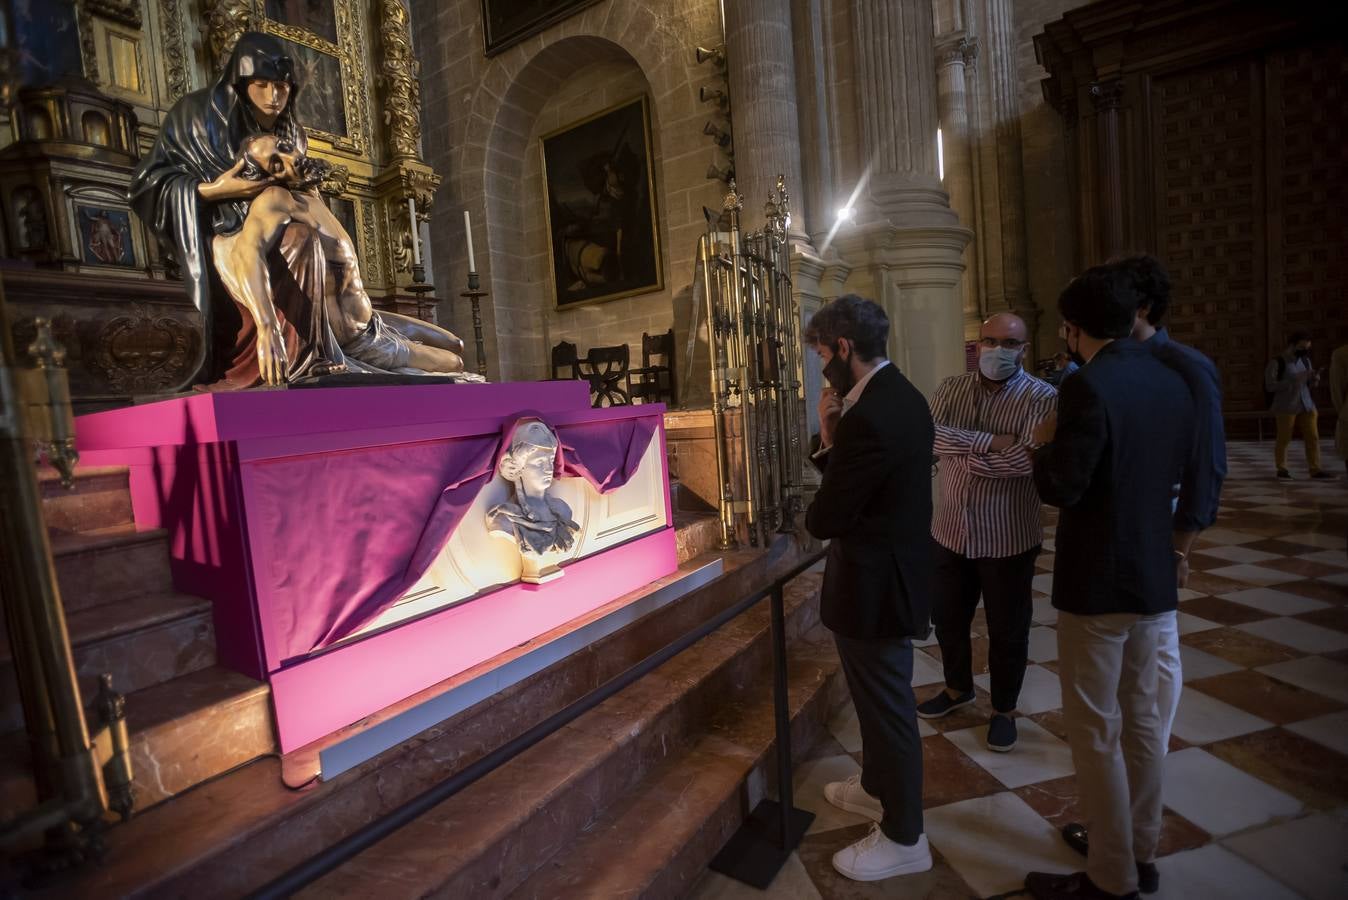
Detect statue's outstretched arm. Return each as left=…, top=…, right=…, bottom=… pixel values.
left=216, top=190, right=293, bottom=385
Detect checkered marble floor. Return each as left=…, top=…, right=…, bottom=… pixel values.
left=690, top=441, right=1348, bottom=900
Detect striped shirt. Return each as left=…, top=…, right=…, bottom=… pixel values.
left=930, top=368, right=1058, bottom=559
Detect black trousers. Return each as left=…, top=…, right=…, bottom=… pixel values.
left=931, top=542, right=1040, bottom=713
left=834, top=633, right=924, bottom=844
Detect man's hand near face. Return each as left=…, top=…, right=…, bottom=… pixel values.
left=818, top=387, right=844, bottom=449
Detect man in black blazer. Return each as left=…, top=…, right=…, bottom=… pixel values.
left=803, top=295, right=936, bottom=882
left=1025, top=266, right=1194, bottom=900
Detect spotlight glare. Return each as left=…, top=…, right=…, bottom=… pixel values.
left=836, top=206, right=855, bottom=224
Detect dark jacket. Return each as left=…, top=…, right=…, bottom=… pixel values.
left=1032, top=340, right=1194, bottom=617
left=806, top=363, right=935, bottom=639
left=1143, top=328, right=1226, bottom=532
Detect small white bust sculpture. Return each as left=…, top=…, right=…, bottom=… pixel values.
left=486, top=420, right=581, bottom=583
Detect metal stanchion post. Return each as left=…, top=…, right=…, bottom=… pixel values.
left=708, top=583, right=814, bottom=887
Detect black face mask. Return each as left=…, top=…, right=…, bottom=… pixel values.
left=1065, top=327, right=1087, bottom=368
left=823, top=343, right=855, bottom=395
left=1295, top=347, right=1310, bottom=358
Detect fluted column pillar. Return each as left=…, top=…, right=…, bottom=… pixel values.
left=975, top=0, right=1037, bottom=333
left=936, top=36, right=981, bottom=338
left=724, top=0, right=811, bottom=243
left=833, top=0, right=971, bottom=398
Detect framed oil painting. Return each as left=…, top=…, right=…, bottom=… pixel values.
left=481, top=0, right=601, bottom=57
left=264, top=0, right=338, bottom=43
left=273, top=37, right=347, bottom=138
left=542, top=96, right=663, bottom=310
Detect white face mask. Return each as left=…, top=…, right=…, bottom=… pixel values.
left=978, top=346, right=1023, bottom=382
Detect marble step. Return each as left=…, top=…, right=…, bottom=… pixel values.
left=38, top=464, right=133, bottom=535
left=50, top=524, right=175, bottom=612
left=293, top=570, right=831, bottom=898
left=512, top=635, right=841, bottom=899
left=0, top=591, right=216, bottom=734
left=0, top=665, right=274, bottom=826
left=48, top=536, right=820, bottom=899
left=674, top=511, right=723, bottom=562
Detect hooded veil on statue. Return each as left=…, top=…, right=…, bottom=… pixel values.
left=130, top=32, right=343, bottom=390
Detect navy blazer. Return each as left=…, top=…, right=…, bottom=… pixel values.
left=1032, top=340, right=1194, bottom=617
left=806, top=364, right=935, bottom=639
left=1143, top=328, right=1227, bottom=532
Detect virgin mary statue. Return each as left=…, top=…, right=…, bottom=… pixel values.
left=129, top=33, right=328, bottom=389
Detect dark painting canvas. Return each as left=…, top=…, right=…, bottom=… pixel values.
left=327, top=196, right=357, bottom=242
left=265, top=0, right=338, bottom=43
left=542, top=96, right=662, bottom=309
left=14, top=0, right=85, bottom=87
left=277, top=37, right=347, bottom=138
left=481, top=0, right=599, bottom=56
left=77, top=206, right=135, bottom=267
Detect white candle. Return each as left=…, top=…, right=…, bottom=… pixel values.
left=464, top=209, right=476, bottom=273
left=408, top=197, right=420, bottom=267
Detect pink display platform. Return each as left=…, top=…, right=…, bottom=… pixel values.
left=75, top=382, right=676, bottom=751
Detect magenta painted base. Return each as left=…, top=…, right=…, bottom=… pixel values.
left=270, top=527, right=676, bottom=752
left=73, top=382, right=676, bottom=751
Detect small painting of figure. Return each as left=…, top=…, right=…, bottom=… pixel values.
left=542, top=95, right=662, bottom=309
left=78, top=206, right=136, bottom=266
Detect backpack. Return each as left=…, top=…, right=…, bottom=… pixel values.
left=1264, top=356, right=1286, bottom=408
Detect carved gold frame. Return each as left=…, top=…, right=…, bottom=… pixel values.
left=251, top=0, right=371, bottom=158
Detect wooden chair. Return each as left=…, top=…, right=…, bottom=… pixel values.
left=551, top=340, right=580, bottom=381
left=577, top=345, right=631, bottom=407
left=625, top=329, right=676, bottom=406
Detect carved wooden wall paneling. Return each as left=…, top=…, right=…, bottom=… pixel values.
left=1272, top=40, right=1348, bottom=401
left=1037, top=2, right=1345, bottom=427
left=1151, top=57, right=1264, bottom=412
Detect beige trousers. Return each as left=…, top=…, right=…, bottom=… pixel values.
left=1056, top=610, right=1172, bottom=897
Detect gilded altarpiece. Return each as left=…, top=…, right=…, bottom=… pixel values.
left=0, top=0, right=439, bottom=409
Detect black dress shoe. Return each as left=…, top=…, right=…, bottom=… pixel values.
left=1025, top=871, right=1139, bottom=900
left=1056, top=826, right=1160, bottom=895
left=1062, top=822, right=1089, bottom=857
left=1135, top=861, right=1159, bottom=895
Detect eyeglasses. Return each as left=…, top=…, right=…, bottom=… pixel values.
left=978, top=337, right=1027, bottom=350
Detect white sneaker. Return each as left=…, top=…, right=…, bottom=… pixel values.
left=823, top=775, right=882, bottom=822
left=831, top=825, right=933, bottom=881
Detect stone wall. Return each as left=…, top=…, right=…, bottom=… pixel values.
left=409, top=0, right=725, bottom=383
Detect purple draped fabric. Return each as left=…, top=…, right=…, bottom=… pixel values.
left=251, top=414, right=660, bottom=662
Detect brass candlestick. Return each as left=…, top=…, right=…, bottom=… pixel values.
left=408, top=262, right=434, bottom=322
left=460, top=271, right=488, bottom=378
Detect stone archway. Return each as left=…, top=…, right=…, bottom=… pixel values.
left=433, top=1, right=724, bottom=382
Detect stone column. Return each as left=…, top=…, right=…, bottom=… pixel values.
left=833, top=0, right=972, bottom=398
left=936, top=36, right=981, bottom=338
left=724, top=0, right=810, bottom=243
left=980, top=0, right=1034, bottom=323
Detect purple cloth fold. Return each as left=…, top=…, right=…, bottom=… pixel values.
left=251, top=414, right=660, bottom=663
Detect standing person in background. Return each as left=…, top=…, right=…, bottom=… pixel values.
left=919, top=313, right=1057, bottom=753
left=1057, top=255, right=1228, bottom=868
left=1266, top=331, right=1332, bottom=480
left=803, top=295, right=936, bottom=882
left=1332, top=343, right=1348, bottom=483
left=1024, top=265, right=1193, bottom=900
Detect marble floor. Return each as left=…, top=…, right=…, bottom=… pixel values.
left=689, top=440, right=1347, bottom=900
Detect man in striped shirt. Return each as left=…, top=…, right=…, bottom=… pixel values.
left=917, top=313, right=1057, bottom=752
